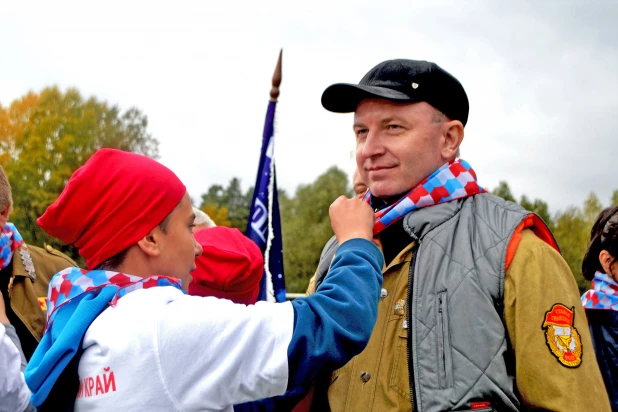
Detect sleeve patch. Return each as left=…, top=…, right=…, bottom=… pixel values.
left=541, top=303, right=582, bottom=368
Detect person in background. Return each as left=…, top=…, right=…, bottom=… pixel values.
left=582, top=205, right=618, bottom=409
left=352, top=168, right=368, bottom=200
left=307, top=168, right=370, bottom=296
left=0, top=165, right=76, bottom=361
left=192, top=207, right=217, bottom=232
left=0, top=165, right=75, bottom=411
left=24, top=148, right=384, bottom=412
left=188, top=226, right=263, bottom=305
left=1, top=292, right=34, bottom=412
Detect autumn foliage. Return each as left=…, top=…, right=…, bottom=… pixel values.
left=0, top=86, right=158, bottom=263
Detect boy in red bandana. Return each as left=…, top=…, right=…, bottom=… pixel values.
left=25, top=148, right=384, bottom=412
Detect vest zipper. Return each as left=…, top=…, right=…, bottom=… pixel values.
left=407, top=242, right=420, bottom=410
left=437, top=291, right=453, bottom=388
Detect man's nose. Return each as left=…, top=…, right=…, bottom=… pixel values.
left=360, top=131, right=385, bottom=158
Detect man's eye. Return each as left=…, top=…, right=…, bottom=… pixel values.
left=387, top=124, right=401, bottom=130
left=355, top=129, right=368, bottom=138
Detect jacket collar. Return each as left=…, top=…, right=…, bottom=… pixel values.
left=403, top=199, right=464, bottom=241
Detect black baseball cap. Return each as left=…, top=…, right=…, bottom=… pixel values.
left=321, top=59, right=469, bottom=126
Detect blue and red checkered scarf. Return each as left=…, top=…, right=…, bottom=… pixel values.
left=365, top=159, right=485, bottom=235
left=25, top=267, right=183, bottom=406
left=582, top=272, right=618, bottom=311
left=45, top=267, right=183, bottom=325
left=0, top=223, right=24, bottom=269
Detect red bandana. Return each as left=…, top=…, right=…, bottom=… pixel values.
left=37, top=149, right=186, bottom=269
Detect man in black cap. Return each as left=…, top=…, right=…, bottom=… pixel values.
left=310, top=59, right=610, bottom=411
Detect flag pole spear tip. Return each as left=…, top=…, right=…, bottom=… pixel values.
left=270, top=49, right=283, bottom=102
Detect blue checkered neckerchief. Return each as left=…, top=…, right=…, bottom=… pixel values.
left=46, top=267, right=184, bottom=326
left=0, top=223, right=24, bottom=270
left=582, top=271, right=618, bottom=311
left=364, top=159, right=485, bottom=236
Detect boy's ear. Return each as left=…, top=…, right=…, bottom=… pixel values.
left=136, top=228, right=163, bottom=258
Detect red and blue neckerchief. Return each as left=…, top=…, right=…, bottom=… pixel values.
left=582, top=271, right=618, bottom=311
left=0, top=222, right=25, bottom=269
left=26, top=267, right=184, bottom=406
left=46, top=267, right=183, bottom=325
left=365, top=159, right=485, bottom=235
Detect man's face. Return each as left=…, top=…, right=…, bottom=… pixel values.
left=354, top=99, right=447, bottom=199
left=156, top=193, right=202, bottom=291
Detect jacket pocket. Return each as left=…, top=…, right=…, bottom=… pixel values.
left=389, top=321, right=411, bottom=400
left=437, top=291, right=454, bottom=389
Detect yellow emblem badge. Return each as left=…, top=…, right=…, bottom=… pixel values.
left=542, top=303, right=582, bottom=368
left=38, top=297, right=48, bottom=312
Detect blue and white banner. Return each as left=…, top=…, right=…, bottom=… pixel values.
left=246, top=101, right=286, bottom=302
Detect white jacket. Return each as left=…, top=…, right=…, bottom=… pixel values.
left=75, top=287, right=293, bottom=412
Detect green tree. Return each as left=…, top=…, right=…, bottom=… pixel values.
left=611, top=189, right=618, bottom=206
left=552, top=206, right=590, bottom=293
left=552, top=193, right=604, bottom=294
left=520, top=195, right=553, bottom=229
left=0, top=86, right=158, bottom=262
left=491, top=181, right=516, bottom=202
left=281, top=166, right=351, bottom=293
left=199, top=178, right=253, bottom=231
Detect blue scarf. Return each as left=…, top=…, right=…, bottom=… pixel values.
left=25, top=267, right=183, bottom=406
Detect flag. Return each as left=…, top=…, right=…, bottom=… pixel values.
left=246, top=99, right=286, bottom=302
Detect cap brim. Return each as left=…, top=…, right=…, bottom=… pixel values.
left=321, top=83, right=416, bottom=113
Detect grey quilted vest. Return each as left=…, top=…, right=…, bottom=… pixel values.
left=404, top=193, right=554, bottom=412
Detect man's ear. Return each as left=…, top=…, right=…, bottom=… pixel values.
left=136, top=228, right=163, bottom=258
left=0, top=204, right=10, bottom=228
left=441, top=120, right=464, bottom=161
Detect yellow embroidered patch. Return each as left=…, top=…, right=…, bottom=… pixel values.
left=38, top=297, right=47, bottom=312
left=542, top=303, right=582, bottom=368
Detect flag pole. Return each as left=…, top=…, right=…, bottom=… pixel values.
left=270, top=49, right=282, bottom=102
left=246, top=49, right=287, bottom=302
left=262, top=49, right=282, bottom=301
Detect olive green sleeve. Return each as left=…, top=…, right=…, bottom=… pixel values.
left=504, top=229, right=610, bottom=411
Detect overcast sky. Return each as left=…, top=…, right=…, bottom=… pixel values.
left=1, top=0, right=616, bottom=213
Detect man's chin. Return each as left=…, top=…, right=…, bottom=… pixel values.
left=370, top=186, right=409, bottom=200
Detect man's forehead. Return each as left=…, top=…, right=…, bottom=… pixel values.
left=354, top=99, right=435, bottom=121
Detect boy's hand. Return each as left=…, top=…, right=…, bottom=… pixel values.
left=329, top=196, right=375, bottom=244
